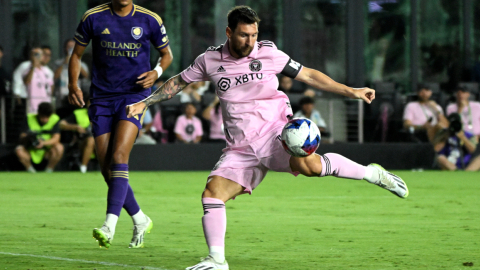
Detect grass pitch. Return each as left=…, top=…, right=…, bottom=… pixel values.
left=0, top=171, right=479, bottom=269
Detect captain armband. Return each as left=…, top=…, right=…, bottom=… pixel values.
left=281, top=58, right=303, bottom=79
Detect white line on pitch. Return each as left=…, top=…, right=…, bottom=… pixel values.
left=0, top=251, right=170, bottom=270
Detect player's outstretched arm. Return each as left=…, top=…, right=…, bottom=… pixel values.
left=126, top=74, right=190, bottom=118
left=295, top=67, right=375, bottom=104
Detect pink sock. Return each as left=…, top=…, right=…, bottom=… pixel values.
left=320, top=153, right=366, bottom=180
left=202, top=197, right=226, bottom=248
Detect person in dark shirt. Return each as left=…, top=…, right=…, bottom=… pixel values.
left=15, top=102, right=63, bottom=172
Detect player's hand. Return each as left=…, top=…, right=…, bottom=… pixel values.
left=67, top=84, right=85, bottom=107
left=136, top=71, right=158, bottom=89
left=352, top=87, right=375, bottom=104
left=126, top=102, right=146, bottom=118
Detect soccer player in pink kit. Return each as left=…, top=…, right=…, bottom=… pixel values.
left=127, top=6, right=409, bottom=270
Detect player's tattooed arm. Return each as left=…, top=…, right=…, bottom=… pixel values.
left=126, top=75, right=190, bottom=118
left=143, top=74, right=190, bottom=106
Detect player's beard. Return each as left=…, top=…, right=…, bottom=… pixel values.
left=232, top=44, right=253, bottom=58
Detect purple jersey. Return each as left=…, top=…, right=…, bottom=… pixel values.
left=437, top=131, right=475, bottom=169
left=74, top=3, right=169, bottom=101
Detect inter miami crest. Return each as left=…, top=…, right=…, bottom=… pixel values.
left=249, top=59, right=262, bottom=72
left=131, top=27, right=143, bottom=40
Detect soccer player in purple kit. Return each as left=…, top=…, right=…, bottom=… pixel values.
left=68, top=0, right=173, bottom=249
left=127, top=6, right=409, bottom=269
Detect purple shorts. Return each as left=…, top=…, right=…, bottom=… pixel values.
left=88, top=97, right=147, bottom=138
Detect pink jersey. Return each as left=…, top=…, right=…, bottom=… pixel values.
left=209, top=108, right=225, bottom=140
left=174, top=114, right=203, bottom=143
left=403, top=101, right=443, bottom=126
left=446, top=102, right=480, bottom=136
left=180, top=40, right=303, bottom=147
left=22, top=65, right=54, bottom=113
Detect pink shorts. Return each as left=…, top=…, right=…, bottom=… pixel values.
left=208, top=125, right=299, bottom=194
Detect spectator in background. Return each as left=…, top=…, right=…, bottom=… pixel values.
left=294, top=96, right=327, bottom=132
left=278, top=75, right=293, bottom=93
left=59, top=97, right=95, bottom=173
left=293, top=96, right=331, bottom=142
left=403, top=84, right=448, bottom=143
left=446, top=86, right=480, bottom=139
left=174, top=103, right=203, bottom=144
left=14, top=45, right=54, bottom=114
left=180, top=81, right=202, bottom=104
left=202, top=96, right=225, bottom=142
left=15, top=102, right=63, bottom=173
left=434, top=113, right=480, bottom=171
left=54, top=39, right=89, bottom=107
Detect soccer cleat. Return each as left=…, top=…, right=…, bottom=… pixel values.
left=129, top=215, right=153, bottom=248
left=92, top=226, right=113, bottom=248
left=186, top=255, right=229, bottom=270
left=368, top=164, right=409, bottom=198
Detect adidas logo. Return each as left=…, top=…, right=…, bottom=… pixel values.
left=217, top=66, right=226, bottom=73
left=101, top=28, right=110, bottom=34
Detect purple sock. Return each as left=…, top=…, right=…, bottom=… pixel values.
left=107, top=164, right=130, bottom=216
left=104, top=175, right=140, bottom=216
left=123, top=184, right=140, bottom=216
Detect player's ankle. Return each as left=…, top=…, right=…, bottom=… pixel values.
left=131, top=209, right=147, bottom=225
left=209, top=246, right=225, bottom=262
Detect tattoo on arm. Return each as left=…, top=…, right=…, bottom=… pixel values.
left=142, top=75, right=189, bottom=106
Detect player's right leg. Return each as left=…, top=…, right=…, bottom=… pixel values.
left=290, top=153, right=409, bottom=198
left=186, top=175, right=243, bottom=270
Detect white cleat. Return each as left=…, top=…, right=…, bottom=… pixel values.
left=368, top=164, right=409, bottom=198
left=186, top=255, right=229, bottom=270
left=92, top=225, right=113, bottom=248
left=129, top=215, right=153, bottom=248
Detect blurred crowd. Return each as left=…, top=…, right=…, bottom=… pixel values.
left=0, top=41, right=329, bottom=173
left=1, top=40, right=479, bottom=172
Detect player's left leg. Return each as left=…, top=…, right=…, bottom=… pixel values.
left=44, top=142, right=64, bottom=172
left=109, top=120, right=152, bottom=248
left=290, top=153, right=409, bottom=198
left=186, top=175, right=244, bottom=270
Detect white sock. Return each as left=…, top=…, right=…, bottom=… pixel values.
left=80, top=165, right=87, bottom=173
left=209, top=246, right=225, bottom=262
left=104, top=213, right=118, bottom=234
left=363, top=165, right=379, bottom=183
left=131, top=209, right=147, bottom=225
left=27, top=166, right=36, bottom=173
left=45, top=167, right=53, bottom=173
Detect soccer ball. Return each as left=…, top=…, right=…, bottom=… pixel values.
left=281, top=118, right=321, bottom=157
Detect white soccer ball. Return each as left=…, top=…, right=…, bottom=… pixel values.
left=281, top=118, right=321, bottom=157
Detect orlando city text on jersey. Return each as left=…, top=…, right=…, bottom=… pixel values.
left=74, top=3, right=169, bottom=100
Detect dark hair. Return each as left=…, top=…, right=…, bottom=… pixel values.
left=227, top=6, right=261, bottom=32
left=38, top=102, right=53, bottom=117
left=455, top=86, right=470, bottom=93
left=417, top=84, right=431, bottom=92
left=183, top=102, right=196, bottom=112
left=299, top=96, right=315, bottom=106
left=41, top=45, right=51, bottom=51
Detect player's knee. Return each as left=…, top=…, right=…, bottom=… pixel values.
left=301, top=154, right=323, bottom=177
left=86, top=137, right=95, bottom=147
left=112, top=150, right=129, bottom=164
left=15, top=146, right=29, bottom=160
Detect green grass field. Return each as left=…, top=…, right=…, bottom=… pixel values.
left=0, top=171, right=479, bottom=269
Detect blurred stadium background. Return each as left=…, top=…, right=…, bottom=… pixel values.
left=1, top=1, right=480, bottom=269
left=1, top=0, right=480, bottom=171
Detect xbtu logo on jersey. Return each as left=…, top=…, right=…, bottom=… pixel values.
left=217, top=59, right=264, bottom=91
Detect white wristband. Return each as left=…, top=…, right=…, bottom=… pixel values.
left=153, top=65, right=163, bottom=79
